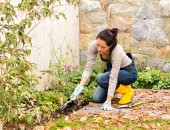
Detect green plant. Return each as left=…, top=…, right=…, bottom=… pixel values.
left=0, top=84, right=67, bottom=124
left=133, top=67, right=170, bottom=89
left=0, top=0, right=79, bottom=125
left=0, top=0, right=54, bottom=123
left=50, top=55, right=105, bottom=102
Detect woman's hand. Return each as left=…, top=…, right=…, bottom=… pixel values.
left=70, top=84, right=84, bottom=100
left=101, top=96, right=114, bottom=110
left=101, top=100, right=114, bottom=111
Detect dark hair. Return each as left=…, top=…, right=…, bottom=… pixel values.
left=96, top=28, right=119, bottom=51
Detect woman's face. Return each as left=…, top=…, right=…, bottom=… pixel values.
left=96, top=38, right=111, bottom=54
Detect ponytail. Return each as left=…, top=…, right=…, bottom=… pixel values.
left=108, top=28, right=119, bottom=39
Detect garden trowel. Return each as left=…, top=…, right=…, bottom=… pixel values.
left=117, top=102, right=143, bottom=109
left=58, top=97, right=87, bottom=113
left=58, top=98, right=74, bottom=111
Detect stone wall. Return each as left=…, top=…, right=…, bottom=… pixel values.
left=80, top=0, right=170, bottom=71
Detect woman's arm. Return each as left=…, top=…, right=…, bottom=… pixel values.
left=80, top=76, right=88, bottom=86
left=70, top=41, right=97, bottom=100
left=82, top=40, right=98, bottom=81
left=107, top=95, right=113, bottom=101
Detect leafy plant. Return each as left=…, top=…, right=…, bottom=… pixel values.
left=0, top=0, right=79, bottom=125
left=50, top=55, right=105, bottom=102
left=133, top=67, right=170, bottom=89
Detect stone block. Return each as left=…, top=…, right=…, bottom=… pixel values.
left=80, top=13, right=93, bottom=34
left=108, top=16, right=131, bottom=33
left=162, top=63, right=170, bottom=73
left=80, top=34, right=95, bottom=50
left=117, top=33, right=130, bottom=52
left=156, top=46, right=170, bottom=59
left=108, top=3, right=138, bottom=17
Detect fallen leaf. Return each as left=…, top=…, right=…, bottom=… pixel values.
left=143, top=124, right=150, bottom=129
left=104, top=120, right=109, bottom=125
left=65, top=116, right=69, bottom=121
left=94, top=116, right=103, bottom=123
left=45, top=122, right=54, bottom=130
left=80, top=116, right=87, bottom=122
left=33, top=126, right=45, bottom=130
left=150, top=124, right=156, bottom=129
left=63, top=127, right=72, bottom=130
left=156, top=123, right=161, bottom=128
left=19, top=124, right=25, bottom=130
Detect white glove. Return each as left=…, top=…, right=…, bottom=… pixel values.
left=70, top=84, right=84, bottom=100
left=101, top=100, right=114, bottom=111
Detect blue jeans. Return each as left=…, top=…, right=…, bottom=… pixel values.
left=93, top=53, right=138, bottom=103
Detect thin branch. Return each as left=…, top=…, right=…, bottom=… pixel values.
left=52, top=3, right=70, bottom=8
left=26, top=17, right=46, bottom=35
left=22, top=45, right=41, bottom=50
left=49, top=34, right=60, bottom=64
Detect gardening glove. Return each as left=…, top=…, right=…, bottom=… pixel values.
left=70, top=84, right=84, bottom=101
left=101, top=100, right=114, bottom=111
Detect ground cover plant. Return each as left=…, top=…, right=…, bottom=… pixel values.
left=133, top=67, right=170, bottom=90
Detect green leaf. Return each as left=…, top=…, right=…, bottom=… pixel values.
left=59, top=12, right=66, bottom=20
left=26, top=115, right=34, bottom=125
left=28, top=20, right=32, bottom=28
left=55, top=118, right=70, bottom=127
left=51, top=50, right=57, bottom=55
left=25, top=49, right=31, bottom=56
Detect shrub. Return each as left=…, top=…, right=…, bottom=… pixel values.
left=133, top=67, right=170, bottom=89
left=50, top=60, right=104, bottom=103
left=0, top=0, right=79, bottom=125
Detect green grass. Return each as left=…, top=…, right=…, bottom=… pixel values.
left=49, top=115, right=170, bottom=130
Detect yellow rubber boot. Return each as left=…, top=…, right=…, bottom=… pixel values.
left=115, top=84, right=134, bottom=104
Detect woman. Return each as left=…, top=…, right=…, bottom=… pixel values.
left=70, top=28, right=138, bottom=111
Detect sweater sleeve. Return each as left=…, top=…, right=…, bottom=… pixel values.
left=82, top=40, right=97, bottom=79
left=107, top=48, right=123, bottom=97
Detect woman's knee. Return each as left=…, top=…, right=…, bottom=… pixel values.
left=96, top=77, right=100, bottom=87
left=92, top=94, right=105, bottom=103
left=96, top=76, right=109, bottom=89
left=92, top=86, right=107, bottom=103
